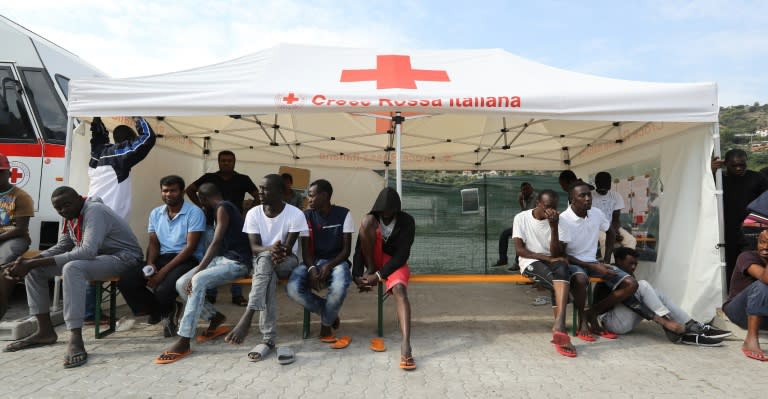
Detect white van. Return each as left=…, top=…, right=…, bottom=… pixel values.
left=0, top=15, right=105, bottom=250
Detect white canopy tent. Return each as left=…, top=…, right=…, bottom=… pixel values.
left=66, top=44, right=723, bottom=321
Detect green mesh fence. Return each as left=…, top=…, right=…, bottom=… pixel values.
left=386, top=172, right=565, bottom=274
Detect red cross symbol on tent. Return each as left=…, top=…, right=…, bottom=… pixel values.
left=282, top=92, right=300, bottom=105
left=9, top=167, right=23, bottom=184
left=340, top=55, right=450, bottom=89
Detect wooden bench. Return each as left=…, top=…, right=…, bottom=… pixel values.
left=92, top=277, right=120, bottom=339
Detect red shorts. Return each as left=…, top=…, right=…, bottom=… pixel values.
left=373, top=226, right=410, bottom=292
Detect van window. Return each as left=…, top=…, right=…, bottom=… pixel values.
left=19, top=68, right=68, bottom=144
left=0, top=67, right=36, bottom=143
left=55, top=74, right=70, bottom=100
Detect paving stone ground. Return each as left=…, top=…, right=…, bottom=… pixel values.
left=1, top=282, right=766, bottom=398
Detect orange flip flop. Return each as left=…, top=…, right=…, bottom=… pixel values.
left=742, top=348, right=768, bottom=361
left=577, top=332, right=596, bottom=342
left=330, top=336, right=351, bottom=349
left=400, top=355, right=417, bottom=370
left=320, top=335, right=338, bottom=343
left=155, top=349, right=192, bottom=364
left=369, top=337, right=386, bottom=352
left=196, top=326, right=231, bottom=343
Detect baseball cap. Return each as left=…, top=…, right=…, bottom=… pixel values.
left=0, top=153, right=10, bottom=170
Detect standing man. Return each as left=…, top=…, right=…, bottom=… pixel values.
left=712, top=149, right=768, bottom=289
left=85, top=117, right=156, bottom=323
left=286, top=179, right=354, bottom=344
left=88, top=117, right=156, bottom=220
left=2, top=187, right=143, bottom=368
left=0, top=153, right=33, bottom=320
left=512, top=190, right=575, bottom=357
left=353, top=187, right=417, bottom=370
left=119, top=175, right=205, bottom=337
left=560, top=181, right=639, bottom=342
left=592, top=171, right=636, bottom=262
left=225, top=174, right=307, bottom=364
left=494, top=182, right=536, bottom=269
left=186, top=150, right=259, bottom=306
left=155, top=183, right=251, bottom=364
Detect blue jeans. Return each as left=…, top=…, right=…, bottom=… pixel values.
left=248, top=252, right=298, bottom=343
left=286, top=260, right=352, bottom=327
left=723, top=280, right=768, bottom=330
left=202, top=226, right=243, bottom=299
left=174, top=257, right=249, bottom=338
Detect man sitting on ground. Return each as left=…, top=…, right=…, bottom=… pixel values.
left=2, top=187, right=143, bottom=368
left=560, top=181, right=640, bottom=342
left=512, top=189, right=576, bottom=357
left=723, top=229, right=768, bottom=361
left=119, top=175, right=205, bottom=337
left=225, top=174, right=307, bottom=364
left=592, top=171, right=636, bottom=262
left=287, top=179, right=353, bottom=346
left=155, top=183, right=252, bottom=364
left=353, top=187, right=417, bottom=370
left=0, top=153, right=33, bottom=320
left=595, top=247, right=729, bottom=346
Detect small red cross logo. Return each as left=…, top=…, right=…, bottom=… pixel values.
left=340, top=55, right=450, bottom=89
left=9, top=167, right=23, bottom=184
left=282, top=92, right=300, bottom=104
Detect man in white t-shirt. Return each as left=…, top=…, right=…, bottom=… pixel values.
left=225, top=174, right=308, bottom=363
left=513, top=189, right=576, bottom=357
left=592, top=171, right=636, bottom=262
left=560, top=181, right=639, bottom=343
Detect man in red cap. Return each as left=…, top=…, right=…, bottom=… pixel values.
left=0, top=153, right=34, bottom=319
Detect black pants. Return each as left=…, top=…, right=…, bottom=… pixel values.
left=498, top=227, right=513, bottom=262
left=118, top=253, right=197, bottom=318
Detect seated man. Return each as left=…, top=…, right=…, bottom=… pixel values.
left=2, top=187, right=143, bottom=368
left=494, top=182, right=536, bottom=270
left=119, top=175, right=205, bottom=337
left=225, top=174, right=307, bottom=364
left=0, top=153, right=33, bottom=320
left=287, top=179, right=353, bottom=344
left=512, top=190, right=576, bottom=357
left=560, top=181, right=639, bottom=342
left=596, top=247, right=729, bottom=346
left=353, top=187, right=416, bottom=370
left=723, top=229, right=768, bottom=361
left=591, top=171, right=636, bottom=262
left=155, top=183, right=251, bottom=364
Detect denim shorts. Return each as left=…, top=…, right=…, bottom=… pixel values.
left=568, top=264, right=630, bottom=290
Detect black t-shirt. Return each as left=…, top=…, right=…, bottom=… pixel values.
left=723, top=170, right=768, bottom=237
left=216, top=201, right=252, bottom=265
left=193, top=171, right=257, bottom=212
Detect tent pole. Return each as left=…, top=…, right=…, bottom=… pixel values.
left=54, top=116, right=75, bottom=313
left=713, top=122, right=727, bottom=302
left=394, top=112, right=403, bottom=195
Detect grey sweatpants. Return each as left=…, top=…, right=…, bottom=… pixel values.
left=25, top=255, right=138, bottom=330
left=600, top=280, right=690, bottom=334
left=247, top=251, right=298, bottom=343
left=0, top=237, right=30, bottom=264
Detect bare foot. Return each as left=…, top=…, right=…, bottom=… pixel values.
left=320, top=324, right=333, bottom=337
left=224, top=311, right=254, bottom=345
left=158, top=337, right=191, bottom=361
left=4, top=331, right=58, bottom=352
left=584, top=310, right=604, bottom=334
left=64, top=336, right=87, bottom=367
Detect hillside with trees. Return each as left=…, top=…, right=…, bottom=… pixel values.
left=720, top=103, right=768, bottom=170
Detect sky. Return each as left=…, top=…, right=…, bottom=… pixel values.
left=1, top=0, right=765, bottom=106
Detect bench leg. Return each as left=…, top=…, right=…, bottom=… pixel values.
left=302, top=308, right=310, bottom=339
left=377, top=283, right=384, bottom=338
left=95, top=281, right=117, bottom=339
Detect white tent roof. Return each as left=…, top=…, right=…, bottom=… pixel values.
left=67, top=44, right=718, bottom=170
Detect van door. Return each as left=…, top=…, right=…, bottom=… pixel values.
left=0, top=63, right=43, bottom=211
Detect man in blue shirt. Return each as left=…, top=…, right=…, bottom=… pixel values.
left=287, top=179, right=354, bottom=345
left=155, top=183, right=251, bottom=364
left=119, top=175, right=205, bottom=337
